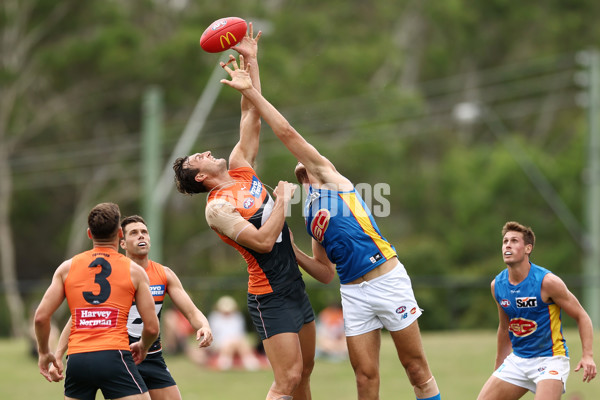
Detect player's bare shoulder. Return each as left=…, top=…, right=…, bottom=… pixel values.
left=205, top=197, right=247, bottom=238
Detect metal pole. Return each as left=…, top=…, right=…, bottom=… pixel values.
left=142, top=86, right=164, bottom=261
left=583, top=49, right=600, bottom=329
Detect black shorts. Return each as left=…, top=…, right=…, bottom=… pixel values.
left=248, top=278, right=315, bottom=340
left=136, top=351, right=176, bottom=390
left=64, top=350, right=148, bottom=400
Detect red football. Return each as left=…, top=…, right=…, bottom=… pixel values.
left=200, top=17, right=247, bottom=53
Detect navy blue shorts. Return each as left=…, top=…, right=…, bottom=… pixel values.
left=248, top=279, right=315, bottom=340
left=64, top=350, right=147, bottom=400
left=136, top=351, right=176, bottom=390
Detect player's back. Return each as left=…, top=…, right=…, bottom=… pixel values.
left=65, top=247, right=135, bottom=354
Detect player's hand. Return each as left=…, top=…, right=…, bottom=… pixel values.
left=574, top=355, right=597, bottom=383
left=220, top=55, right=252, bottom=91
left=196, top=327, right=213, bottom=348
left=48, top=358, right=65, bottom=382
left=273, top=181, right=297, bottom=205
left=38, top=352, right=60, bottom=382
left=233, top=22, right=261, bottom=59
left=129, top=341, right=148, bottom=365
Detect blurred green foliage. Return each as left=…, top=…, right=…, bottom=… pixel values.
left=3, top=0, right=599, bottom=334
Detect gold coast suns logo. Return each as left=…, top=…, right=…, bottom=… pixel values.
left=509, top=317, right=538, bottom=337
left=310, top=209, right=330, bottom=243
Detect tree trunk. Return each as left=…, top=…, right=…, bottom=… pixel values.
left=0, top=144, right=25, bottom=337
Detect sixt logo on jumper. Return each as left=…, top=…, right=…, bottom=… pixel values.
left=150, top=285, right=165, bottom=297
left=516, top=297, right=537, bottom=308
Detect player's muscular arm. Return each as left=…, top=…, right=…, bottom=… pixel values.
left=206, top=182, right=296, bottom=253
left=229, top=25, right=262, bottom=170
left=292, top=237, right=335, bottom=284
left=542, top=274, right=596, bottom=382
left=165, top=267, right=213, bottom=347
left=221, top=55, right=345, bottom=184
left=491, top=280, right=512, bottom=369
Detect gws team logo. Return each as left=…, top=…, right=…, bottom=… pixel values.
left=509, top=317, right=538, bottom=337
left=310, top=209, right=330, bottom=243
left=500, top=299, right=511, bottom=308
left=243, top=198, right=255, bottom=209
left=516, top=297, right=537, bottom=308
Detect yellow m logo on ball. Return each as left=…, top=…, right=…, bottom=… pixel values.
left=220, top=32, right=237, bottom=49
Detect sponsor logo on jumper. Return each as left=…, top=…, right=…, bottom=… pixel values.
left=500, top=299, right=511, bottom=307
left=509, top=317, right=538, bottom=337
left=75, top=307, right=118, bottom=329
left=310, top=209, right=330, bottom=243
left=150, top=285, right=165, bottom=297
left=516, top=297, right=537, bottom=308
left=250, top=176, right=262, bottom=197
left=243, top=198, right=255, bottom=209
left=369, top=253, right=382, bottom=264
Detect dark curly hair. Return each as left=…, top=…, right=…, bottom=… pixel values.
left=173, top=156, right=208, bottom=194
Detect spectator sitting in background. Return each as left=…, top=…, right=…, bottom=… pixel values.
left=316, top=303, right=347, bottom=362
left=208, top=296, right=262, bottom=371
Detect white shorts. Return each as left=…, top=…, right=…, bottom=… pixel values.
left=340, top=262, right=422, bottom=337
left=493, top=353, right=570, bottom=393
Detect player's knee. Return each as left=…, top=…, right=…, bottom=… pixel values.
left=301, top=356, right=315, bottom=378
left=403, top=358, right=430, bottom=385
left=355, top=368, right=380, bottom=389
left=277, top=365, right=303, bottom=391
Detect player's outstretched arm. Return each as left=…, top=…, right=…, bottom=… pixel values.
left=221, top=55, right=346, bottom=185
left=229, top=23, right=263, bottom=170
left=165, top=267, right=213, bottom=348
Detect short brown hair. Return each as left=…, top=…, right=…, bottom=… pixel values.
left=121, top=215, right=146, bottom=236
left=502, top=221, right=535, bottom=247
left=173, top=156, right=207, bottom=194
left=88, top=202, right=121, bottom=239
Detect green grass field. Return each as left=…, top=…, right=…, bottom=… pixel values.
left=3, top=330, right=597, bottom=399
